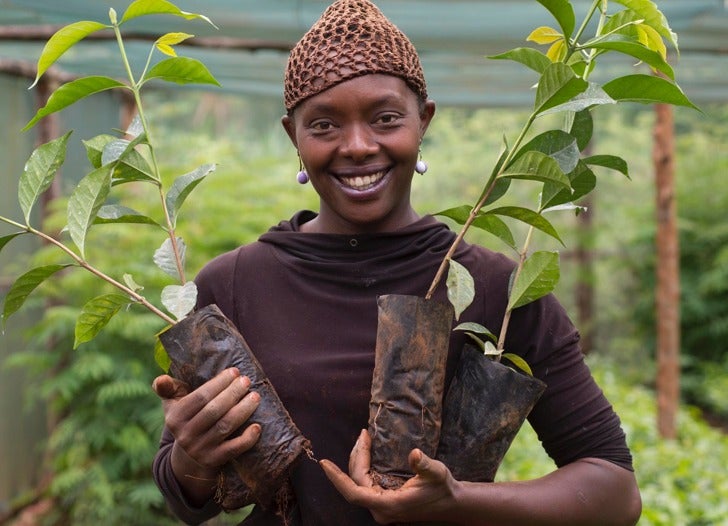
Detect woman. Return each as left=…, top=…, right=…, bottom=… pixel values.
left=152, top=1, right=641, bottom=524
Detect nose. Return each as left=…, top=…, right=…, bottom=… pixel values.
left=339, top=123, right=378, bottom=161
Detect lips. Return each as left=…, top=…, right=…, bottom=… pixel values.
left=338, top=170, right=386, bottom=191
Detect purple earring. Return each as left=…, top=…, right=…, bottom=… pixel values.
left=296, top=154, right=309, bottom=184
left=415, top=149, right=428, bottom=175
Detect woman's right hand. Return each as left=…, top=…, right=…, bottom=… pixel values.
left=153, top=367, right=261, bottom=503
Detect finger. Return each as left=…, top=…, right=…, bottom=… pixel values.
left=187, top=373, right=253, bottom=433
left=321, top=459, right=374, bottom=505
left=206, top=390, right=261, bottom=441
left=175, top=368, right=243, bottom=422
left=349, top=429, right=373, bottom=486
left=208, top=423, right=262, bottom=465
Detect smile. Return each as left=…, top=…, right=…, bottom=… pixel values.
left=338, top=171, right=386, bottom=191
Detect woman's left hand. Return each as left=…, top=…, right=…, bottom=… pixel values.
left=320, top=429, right=459, bottom=525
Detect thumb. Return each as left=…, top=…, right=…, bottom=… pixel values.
left=409, top=448, right=447, bottom=481
left=152, top=374, right=190, bottom=400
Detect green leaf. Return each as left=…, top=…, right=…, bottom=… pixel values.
left=541, top=160, right=596, bottom=210
left=537, top=0, right=576, bottom=39
left=154, top=337, right=172, bottom=372
left=570, top=109, right=593, bottom=151
left=161, top=282, right=197, bottom=320
left=83, top=134, right=156, bottom=184
left=538, top=82, right=615, bottom=116
left=94, top=205, right=161, bottom=226
left=165, top=164, right=216, bottom=227
left=454, top=322, right=497, bottom=343
left=446, top=258, right=474, bottom=321
left=24, top=76, right=128, bottom=131
left=501, top=151, right=571, bottom=189
left=18, top=131, right=72, bottom=223
left=488, top=47, right=551, bottom=74
left=502, top=353, right=534, bottom=376
left=74, top=293, right=130, bottom=348
left=507, top=251, right=560, bottom=310
left=489, top=206, right=564, bottom=245
left=471, top=213, right=516, bottom=249
left=121, top=0, right=217, bottom=28
left=83, top=134, right=116, bottom=168
left=30, top=21, right=108, bottom=88
left=67, top=166, right=113, bottom=258
left=153, top=237, right=185, bottom=280
left=142, top=57, right=220, bottom=87
left=611, top=0, right=679, bottom=51
left=534, top=63, right=588, bottom=115
left=602, top=74, right=699, bottom=110
left=434, top=205, right=472, bottom=225
left=583, top=154, right=630, bottom=178
left=2, top=265, right=71, bottom=326
left=581, top=35, right=674, bottom=80
left=518, top=130, right=580, bottom=174
left=0, top=233, right=26, bottom=255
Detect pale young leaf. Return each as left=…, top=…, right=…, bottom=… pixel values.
left=527, top=26, right=563, bottom=45
left=446, top=258, right=475, bottom=320
left=161, top=282, right=197, bottom=320
left=153, top=237, right=185, bottom=280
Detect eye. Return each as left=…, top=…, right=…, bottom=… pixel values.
left=310, top=119, right=335, bottom=133
left=375, top=112, right=402, bottom=127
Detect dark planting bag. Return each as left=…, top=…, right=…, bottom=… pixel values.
left=159, top=304, right=311, bottom=511
left=368, top=294, right=453, bottom=489
left=436, top=344, right=546, bottom=482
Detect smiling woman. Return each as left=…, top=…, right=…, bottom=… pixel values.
left=151, top=1, right=641, bottom=526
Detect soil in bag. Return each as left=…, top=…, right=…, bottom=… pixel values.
left=436, top=343, right=546, bottom=482
left=159, top=304, right=311, bottom=511
left=368, top=294, right=453, bottom=489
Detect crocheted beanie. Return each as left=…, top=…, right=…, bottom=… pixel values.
left=284, top=0, right=427, bottom=110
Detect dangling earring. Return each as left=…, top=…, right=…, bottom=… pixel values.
left=415, top=148, right=428, bottom=175
left=296, top=154, right=309, bottom=184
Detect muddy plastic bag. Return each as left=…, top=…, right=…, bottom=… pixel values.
left=368, top=294, right=453, bottom=489
left=436, top=344, right=546, bottom=482
left=159, top=304, right=311, bottom=510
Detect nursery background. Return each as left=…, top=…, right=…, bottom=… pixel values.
left=1, top=1, right=727, bottom=525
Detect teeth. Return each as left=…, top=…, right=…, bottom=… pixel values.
left=341, top=171, right=385, bottom=190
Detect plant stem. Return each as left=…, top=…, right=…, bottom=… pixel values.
left=0, top=215, right=176, bottom=325
left=425, top=111, right=537, bottom=300
left=112, top=21, right=187, bottom=284
left=495, top=225, right=536, bottom=354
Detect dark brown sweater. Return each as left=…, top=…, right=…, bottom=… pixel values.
left=153, top=211, right=632, bottom=525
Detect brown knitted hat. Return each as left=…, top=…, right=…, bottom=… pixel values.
left=284, top=0, right=427, bottom=111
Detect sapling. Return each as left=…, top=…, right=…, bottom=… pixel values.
left=428, top=0, right=698, bottom=370
left=368, top=0, right=699, bottom=487
left=0, top=0, right=310, bottom=511
left=0, top=0, right=220, bottom=357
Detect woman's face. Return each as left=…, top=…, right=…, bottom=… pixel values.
left=282, top=74, right=435, bottom=234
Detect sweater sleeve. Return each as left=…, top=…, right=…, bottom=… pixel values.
left=512, top=294, right=634, bottom=471
left=152, top=428, right=223, bottom=525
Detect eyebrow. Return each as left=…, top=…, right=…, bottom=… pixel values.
left=304, top=92, right=407, bottom=116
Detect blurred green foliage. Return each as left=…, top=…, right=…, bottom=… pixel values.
left=4, top=92, right=727, bottom=524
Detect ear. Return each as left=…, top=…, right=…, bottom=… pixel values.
left=281, top=114, right=298, bottom=148
left=419, top=100, right=436, bottom=138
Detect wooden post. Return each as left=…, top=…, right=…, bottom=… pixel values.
left=653, top=102, right=680, bottom=439
left=575, top=192, right=595, bottom=355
